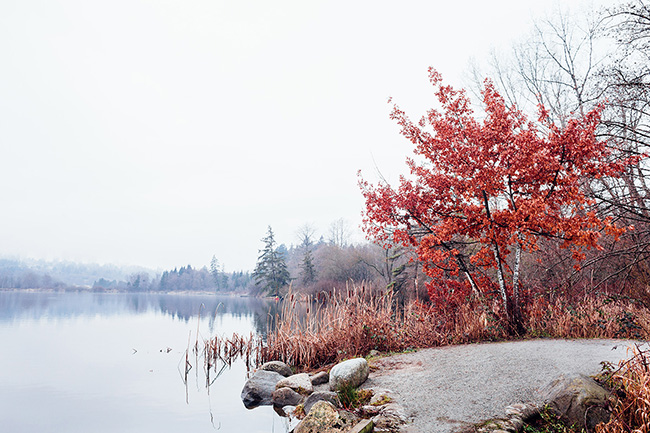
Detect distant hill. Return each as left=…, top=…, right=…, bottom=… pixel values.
left=0, top=257, right=253, bottom=293
left=0, top=257, right=153, bottom=289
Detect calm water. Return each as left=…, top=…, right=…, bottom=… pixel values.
left=0, top=291, right=293, bottom=433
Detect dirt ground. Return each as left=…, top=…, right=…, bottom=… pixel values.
left=362, top=339, right=646, bottom=433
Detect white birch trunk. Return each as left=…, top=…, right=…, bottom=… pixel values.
left=491, top=243, right=508, bottom=318
left=464, top=270, right=480, bottom=298
left=512, top=238, right=522, bottom=308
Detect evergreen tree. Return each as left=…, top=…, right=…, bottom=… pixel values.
left=300, top=248, right=316, bottom=286
left=210, top=255, right=222, bottom=290
left=297, top=229, right=316, bottom=286
left=252, top=226, right=290, bottom=297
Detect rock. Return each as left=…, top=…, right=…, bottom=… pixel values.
left=510, top=417, right=524, bottom=431
left=542, top=374, right=611, bottom=431
left=349, top=419, right=374, bottom=433
left=372, top=402, right=408, bottom=431
left=260, top=360, right=293, bottom=377
left=359, top=405, right=381, bottom=417
left=241, top=370, right=284, bottom=409
left=272, top=386, right=304, bottom=407
left=472, top=402, right=540, bottom=433
left=304, top=391, right=340, bottom=415
left=369, top=389, right=393, bottom=406
left=504, top=403, right=538, bottom=421
left=276, top=372, right=314, bottom=395
left=293, top=401, right=359, bottom=433
left=329, top=358, right=370, bottom=391
left=311, top=371, right=329, bottom=386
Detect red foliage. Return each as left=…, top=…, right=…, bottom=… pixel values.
left=360, top=68, right=636, bottom=321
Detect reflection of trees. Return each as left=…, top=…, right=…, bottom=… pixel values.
left=0, top=292, right=277, bottom=326
left=252, top=300, right=282, bottom=340
left=251, top=298, right=315, bottom=341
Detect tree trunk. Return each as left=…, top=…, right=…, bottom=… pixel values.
left=512, top=238, right=523, bottom=325
left=483, top=190, right=509, bottom=319
left=512, top=237, right=522, bottom=309
left=491, top=242, right=509, bottom=319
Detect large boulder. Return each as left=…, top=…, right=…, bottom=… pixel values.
left=329, top=358, right=369, bottom=391
left=241, top=370, right=284, bottom=409
left=293, top=401, right=359, bottom=433
left=542, top=374, right=611, bottom=431
left=272, top=387, right=304, bottom=407
left=276, top=372, right=314, bottom=395
left=260, top=360, right=293, bottom=377
left=303, top=391, right=340, bottom=415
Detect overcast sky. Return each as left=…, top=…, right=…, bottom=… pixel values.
left=0, top=0, right=617, bottom=272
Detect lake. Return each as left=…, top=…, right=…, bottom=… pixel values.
left=0, top=291, right=295, bottom=433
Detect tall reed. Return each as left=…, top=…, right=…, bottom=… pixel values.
left=203, top=284, right=650, bottom=372
left=524, top=295, right=649, bottom=340
left=254, top=286, right=511, bottom=369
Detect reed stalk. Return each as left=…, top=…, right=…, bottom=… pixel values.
left=202, top=285, right=650, bottom=372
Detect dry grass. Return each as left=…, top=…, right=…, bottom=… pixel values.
left=258, top=287, right=410, bottom=369
left=524, top=296, right=649, bottom=340
left=204, top=332, right=258, bottom=373
left=596, top=345, right=650, bottom=433
left=248, top=286, right=511, bottom=369
left=202, top=285, right=650, bottom=372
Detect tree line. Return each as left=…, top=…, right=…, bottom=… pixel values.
left=0, top=258, right=150, bottom=289
left=91, top=265, right=254, bottom=293
left=250, top=221, right=426, bottom=301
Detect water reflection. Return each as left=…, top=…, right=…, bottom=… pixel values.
left=0, top=291, right=281, bottom=334
left=0, top=291, right=291, bottom=433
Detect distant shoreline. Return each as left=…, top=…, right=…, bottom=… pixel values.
left=0, top=287, right=254, bottom=297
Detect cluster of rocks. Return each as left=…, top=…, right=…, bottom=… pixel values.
left=473, top=373, right=614, bottom=433
left=241, top=357, right=407, bottom=433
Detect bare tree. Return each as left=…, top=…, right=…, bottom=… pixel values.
left=296, top=223, right=317, bottom=247
left=328, top=218, right=351, bottom=247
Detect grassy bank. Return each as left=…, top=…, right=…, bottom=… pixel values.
left=203, top=285, right=649, bottom=432
left=203, top=285, right=649, bottom=371
left=250, top=287, right=649, bottom=369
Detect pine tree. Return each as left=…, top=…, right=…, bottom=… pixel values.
left=299, top=234, right=317, bottom=286
left=210, top=255, right=222, bottom=290
left=300, top=248, right=316, bottom=286
left=252, top=226, right=290, bottom=297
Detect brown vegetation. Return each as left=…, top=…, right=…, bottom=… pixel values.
left=204, top=285, right=650, bottom=371
left=596, top=345, right=650, bottom=433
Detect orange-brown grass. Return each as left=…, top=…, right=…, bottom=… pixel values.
left=525, top=296, right=650, bottom=340
left=203, top=285, right=650, bottom=372
left=596, top=345, right=650, bottom=433
left=255, top=286, right=508, bottom=369
left=257, top=287, right=408, bottom=369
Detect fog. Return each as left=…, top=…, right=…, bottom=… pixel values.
left=0, top=0, right=617, bottom=271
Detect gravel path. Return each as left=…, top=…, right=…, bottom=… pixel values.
left=363, top=339, right=645, bottom=433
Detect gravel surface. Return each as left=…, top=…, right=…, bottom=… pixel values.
left=363, top=339, right=646, bottom=433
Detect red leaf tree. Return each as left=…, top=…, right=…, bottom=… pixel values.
left=360, top=68, right=632, bottom=324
